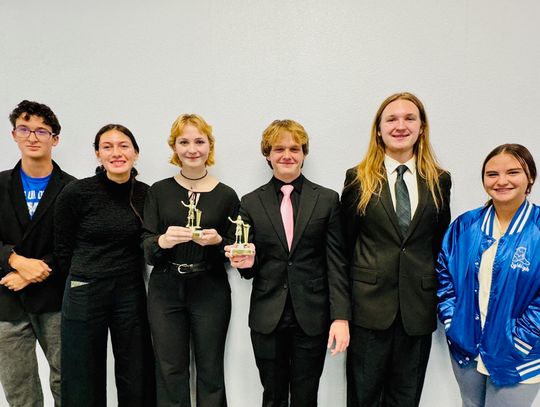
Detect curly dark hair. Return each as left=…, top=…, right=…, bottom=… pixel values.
left=9, top=100, right=61, bottom=135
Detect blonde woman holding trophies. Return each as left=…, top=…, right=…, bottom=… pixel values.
left=143, top=114, right=239, bottom=407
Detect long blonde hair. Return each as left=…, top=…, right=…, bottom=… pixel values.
left=348, top=92, right=446, bottom=214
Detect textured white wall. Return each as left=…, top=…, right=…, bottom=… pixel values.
left=1, top=1, right=539, bottom=406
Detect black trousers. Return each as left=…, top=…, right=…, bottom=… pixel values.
left=147, top=269, right=231, bottom=407
left=347, top=315, right=432, bottom=407
left=251, top=325, right=327, bottom=407
left=61, top=272, right=156, bottom=407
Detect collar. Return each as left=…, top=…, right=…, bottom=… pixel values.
left=384, top=155, right=416, bottom=175
left=272, top=174, right=304, bottom=195
left=12, top=159, right=61, bottom=177
left=19, top=167, right=52, bottom=181
left=481, top=200, right=533, bottom=237
left=96, top=170, right=133, bottom=193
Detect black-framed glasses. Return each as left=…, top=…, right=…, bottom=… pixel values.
left=13, top=126, right=55, bottom=141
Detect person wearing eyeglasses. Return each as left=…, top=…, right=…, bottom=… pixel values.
left=0, top=100, right=75, bottom=406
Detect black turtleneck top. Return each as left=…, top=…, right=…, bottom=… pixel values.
left=54, top=171, right=149, bottom=279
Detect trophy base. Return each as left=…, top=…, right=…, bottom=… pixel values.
left=231, top=245, right=254, bottom=256
left=191, top=229, right=203, bottom=238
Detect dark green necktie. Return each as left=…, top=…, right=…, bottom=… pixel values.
left=395, top=165, right=411, bottom=234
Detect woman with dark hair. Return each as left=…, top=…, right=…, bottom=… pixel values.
left=143, top=114, right=238, bottom=407
left=55, top=124, right=155, bottom=406
left=438, top=144, right=540, bottom=406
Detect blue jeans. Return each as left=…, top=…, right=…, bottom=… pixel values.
left=0, top=311, right=61, bottom=407
left=451, top=358, right=540, bottom=407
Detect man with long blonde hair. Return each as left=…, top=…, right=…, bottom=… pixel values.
left=341, top=92, right=451, bottom=406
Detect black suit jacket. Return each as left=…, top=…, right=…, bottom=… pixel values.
left=341, top=167, right=451, bottom=336
left=239, top=176, right=350, bottom=336
left=0, top=161, right=76, bottom=320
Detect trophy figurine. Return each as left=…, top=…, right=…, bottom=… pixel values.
left=228, top=215, right=255, bottom=256
left=182, top=200, right=203, bottom=238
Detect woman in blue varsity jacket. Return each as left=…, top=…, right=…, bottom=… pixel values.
left=437, top=143, right=540, bottom=406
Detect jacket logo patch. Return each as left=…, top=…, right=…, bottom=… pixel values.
left=511, top=247, right=530, bottom=272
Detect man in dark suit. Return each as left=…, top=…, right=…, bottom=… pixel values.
left=0, top=100, right=75, bottom=406
left=341, top=93, right=451, bottom=407
left=226, top=119, right=351, bottom=407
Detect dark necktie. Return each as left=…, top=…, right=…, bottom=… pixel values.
left=395, top=165, right=411, bottom=234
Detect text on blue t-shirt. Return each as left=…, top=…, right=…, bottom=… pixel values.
left=20, top=169, right=52, bottom=218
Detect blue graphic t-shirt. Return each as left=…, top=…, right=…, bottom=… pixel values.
left=20, top=169, right=51, bottom=218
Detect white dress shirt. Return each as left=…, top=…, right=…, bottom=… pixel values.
left=384, top=155, right=419, bottom=217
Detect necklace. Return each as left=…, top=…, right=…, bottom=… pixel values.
left=180, top=170, right=208, bottom=181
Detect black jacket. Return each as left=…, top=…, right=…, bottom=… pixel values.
left=0, top=160, right=75, bottom=320
left=341, top=168, right=451, bottom=335
left=239, top=177, right=351, bottom=336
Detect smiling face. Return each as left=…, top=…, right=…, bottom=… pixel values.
left=12, top=114, right=58, bottom=161
left=174, top=124, right=210, bottom=171
left=95, top=129, right=138, bottom=183
left=378, top=99, right=422, bottom=162
left=267, top=131, right=305, bottom=182
left=483, top=153, right=531, bottom=208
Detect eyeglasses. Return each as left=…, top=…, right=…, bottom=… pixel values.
left=13, top=126, right=55, bottom=141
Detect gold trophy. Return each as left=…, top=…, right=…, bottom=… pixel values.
left=228, top=215, right=255, bottom=256
left=182, top=200, right=203, bottom=238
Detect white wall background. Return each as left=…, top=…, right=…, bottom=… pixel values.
left=1, top=0, right=539, bottom=406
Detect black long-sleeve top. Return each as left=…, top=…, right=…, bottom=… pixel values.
left=54, top=171, right=148, bottom=279
left=142, top=177, right=239, bottom=272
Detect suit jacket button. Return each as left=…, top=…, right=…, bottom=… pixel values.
left=283, top=284, right=288, bottom=289
left=288, top=262, right=293, bottom=266
left=401, top=248, right=406, bottom=252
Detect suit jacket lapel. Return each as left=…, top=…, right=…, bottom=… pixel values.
left=379, top=179, right=403, bottom=238
left=403, top=175, right=428, bottom=243
left=9, top=164, right=31, bottom=232
left=12, top=162, right=66, bottom=242
left=27, top=167, right=64, bottom=234
left=289, top=179, right=319, bottom=257
left=258, top=181, right=289, bottom=252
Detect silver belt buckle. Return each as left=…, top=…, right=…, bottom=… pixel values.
left=177, top=263, right=192, bottom=274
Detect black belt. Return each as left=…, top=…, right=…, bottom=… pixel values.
left=168, top=261, right=207, bottom=277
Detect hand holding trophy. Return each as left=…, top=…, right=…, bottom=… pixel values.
left=181, top=200, right=203, bottom=238
left=228, top=215, right=255, bottom=256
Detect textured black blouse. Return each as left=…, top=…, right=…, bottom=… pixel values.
left=54, top=171, right=148, bottom=279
